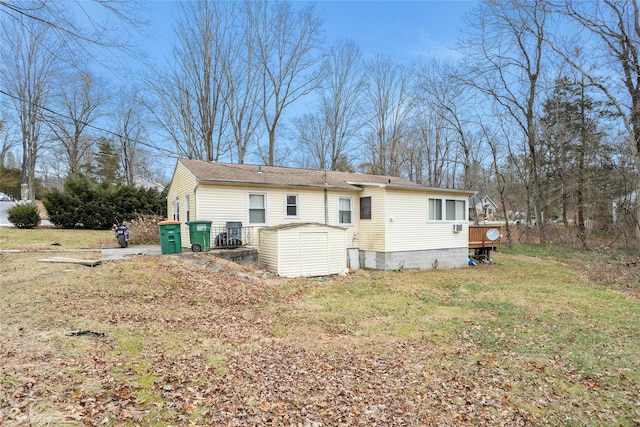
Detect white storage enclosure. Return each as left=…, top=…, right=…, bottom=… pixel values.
left=259, top=223, right=347, bottom=278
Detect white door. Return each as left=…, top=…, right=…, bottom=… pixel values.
left=299, top=232, right=329, bottom=277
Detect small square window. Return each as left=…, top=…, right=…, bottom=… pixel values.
left=286, top=194, right=298, bottom=217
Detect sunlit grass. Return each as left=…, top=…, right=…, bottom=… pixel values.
left=0, top=227, right=111, bottom=250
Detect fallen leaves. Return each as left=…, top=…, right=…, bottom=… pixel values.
left=1, top=254, right=639, bottom=426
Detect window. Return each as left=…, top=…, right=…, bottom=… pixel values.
left=339, top=196, right=353, bottom=224
left=185, top=195, right=190, bottom=222
left=428, top=198, right=442, bottom=221
left=446, top=199, right=466, bottom=220
left=248, top=193, right=266, bottom=224
left=429, top=198, right=465, bottom=221
left=360, top=196, right=371, bottom=220
left=173, top=197, right=180, bottom=221
left=285, top=194, right=298, bottom=217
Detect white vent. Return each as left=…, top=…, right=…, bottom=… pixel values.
left=453, top=223, right=463, bottom=232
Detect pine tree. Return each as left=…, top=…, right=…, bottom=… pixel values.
left=92, top=137, right=122, bottom=184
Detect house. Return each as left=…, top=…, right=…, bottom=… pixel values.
left=470, top=194, right=499, bottom=222
left=133, top=175, right=166, bottom=192
left=167, top=159, right=475, bottom=275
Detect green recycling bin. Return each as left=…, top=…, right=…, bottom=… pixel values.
left=186, top=220, right=212, bottom=252
left=158, top=220, right=183, bottom=254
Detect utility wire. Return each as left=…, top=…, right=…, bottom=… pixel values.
left=0, top=89, right=178, bottom=158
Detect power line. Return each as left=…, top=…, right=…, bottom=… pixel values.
left=0, top=89, right=178, bottom=158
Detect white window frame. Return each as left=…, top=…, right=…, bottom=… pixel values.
left=173, top=197, right=180, bottom=221
left=338, top=196, right=353, bottom=225
left=185, top=195, right=190, bottom=222
left=428, top=197, right=466, bottom=221
left=428, top=198, right=442, bottom=221
left=247, top=192, right=268, bottom=225
left=285, top=193, right=299, bottom=218
left=448, top=199, right=466, bottom=221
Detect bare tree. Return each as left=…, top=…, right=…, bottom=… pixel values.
left=362, top=54, right=416, bottom=176
left=459, top=0, right=551, bottom=244
left=1, top=0, right=146, bottom=199
left=551, top=1, right=640, bottom=161
left=221, top=5, right=261, bottom=164
left=0, top=0, right=146, bottom=68
left=418, top=60, right=484, bottom=190
left=483, top=122, right=515, bottom=245
left=113, top=86, right=147, bottom=185
left=292, top=113, right=330, bottom=170
left=47, top=71, right=107, bottom=176
left=0, top=17, right=60, bottom=200
left=149, top=1, right=231, bottom=161
left=0, top=117, right=19, bottom=168
left=395, top=103, right=454, bottom=187
left=294, top=39, right=366, bottom=170
left=246, top=0, right=323, bottom=165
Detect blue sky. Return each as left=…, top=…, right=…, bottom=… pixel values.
left=317, top=1, right=476, bottom=62
left=134, top=1, right=478, bottom=174
left=143, top=1, right=477, bottom=65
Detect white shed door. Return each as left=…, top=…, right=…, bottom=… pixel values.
left=299, top=232, right=329, bottom=277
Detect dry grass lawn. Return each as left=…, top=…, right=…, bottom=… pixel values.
left=1, top=229, right=639, bottom=426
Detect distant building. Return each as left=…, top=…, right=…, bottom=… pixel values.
left=470, top=194, right=499, bottom=222
left=133, top=175, right=165, bottom=192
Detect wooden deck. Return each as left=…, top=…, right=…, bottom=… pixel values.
left=469, top=225, right=502, bottom=249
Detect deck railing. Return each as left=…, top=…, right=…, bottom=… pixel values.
left=468, top=225, right=502, bottom=249
left=209, top=226, right=258, bottom=249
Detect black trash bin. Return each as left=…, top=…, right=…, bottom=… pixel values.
left=215, top=221, right=243, bottom=248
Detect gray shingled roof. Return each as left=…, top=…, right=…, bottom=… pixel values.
left=179, top=159, right=421, bottom=190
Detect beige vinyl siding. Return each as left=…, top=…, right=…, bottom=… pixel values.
left=259, top=223, right=346, bottom=278
left=384, top=189, right=468, bottom=252
left=327, top=228, right=348, bottom=273
left=257, top=229, right=278, bottom=271
left=166, top=162, right=198, bottom=247
left=195, top=184, right=359, bottom=244
left=195, top=186, right=329, bottom=226
left=299, top=232, right=329, bottom=276
left=329, top=192, right=359, bottom=249
left=355, top=186, right=386, bottom=251
left=196, top=186, right=248, bottom=226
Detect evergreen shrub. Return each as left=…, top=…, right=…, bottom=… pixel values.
left=7, top=203, right=41, bottom=229
left=43, top=175, right=167, bottom=230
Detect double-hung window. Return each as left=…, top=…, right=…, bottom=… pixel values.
left=339, top=196, right=353, bottom=225
left=285, top=194, right=298, bottom=217
left=248, top=193, right=267, bottom=224
left=185, top=195, right=190, bottom=222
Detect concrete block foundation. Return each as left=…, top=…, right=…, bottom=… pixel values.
left=358, top=247, right=468, bottom=270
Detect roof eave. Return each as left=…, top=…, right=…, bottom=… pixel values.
left=348, top=181, right=477, bottom=195
left=197, top=179, right=363, bottom=191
